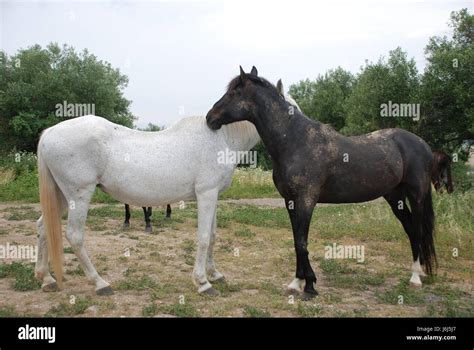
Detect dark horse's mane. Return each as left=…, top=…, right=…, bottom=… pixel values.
left=227, top=75, right=278, bottom=94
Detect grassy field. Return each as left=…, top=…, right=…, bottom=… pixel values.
left=0, top=167, right=279, bottom=203
left=0, top=189, right=472, bottom=317
left=0, top=160, right=472, bottom=317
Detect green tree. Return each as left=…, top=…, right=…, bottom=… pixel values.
left=0, top=43, right=134, bottom=151
left=289, top=67, right=354, bottom=131
left=342, top=47, right=420, bottom=135
left=417, top=9, right=474, bottom=156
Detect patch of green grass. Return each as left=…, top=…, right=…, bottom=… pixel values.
left=219, top=168, right=279, bottom=199
left=149, top=284, right=179, bottom=300
left=376, top=279, right=426, bottom=305
left=87, top=221, right=107, bottom=231
left=0, top=228, right=9, bottom=235
left=6, top=208, right=40, bottom=221
left=329, top=273, right=386, bottom=290
left=0, top=169, right=39, bottom=202
left=297, top=303, right=322, bottom=317
left=319, top=259, right=354, bottom=274
left=182, top=239, right=195, bottom=266
left=63, top=247, right=74, bottom=254
left=320, top=259, right=385, bottom=290
left=235, top=226, right=255, bottom=238
left=260, top=281, right=281, bottom=296
left=123, top=266, right=138, bottom=277
left=66, top=265, right=85, bottom=276
left=243, top=305, right=271, bottom=318
left=161, top=303, right=199, bottom=317
left=218, top=238, right=234, bottom=253
left=88, top=205, right=123, bottom=218
left=91, top=188, right=118, bottom=203
left=142, top=302, right=158, bottom=316
left=115, top=275, right=157, bottom=291
left=45, top=297, right=92, bottom=316
left=0, top=262, right=41, bottom=291
left=218, top=204, right=290, bottom=229
left=213, top=282, right=242, bottom=296
left=323, top=294, right=343, bottom=304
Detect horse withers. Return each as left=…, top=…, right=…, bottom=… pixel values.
left=206, top=66, right=437, bottom=299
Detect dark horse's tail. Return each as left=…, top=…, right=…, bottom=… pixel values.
left=421, top=187, right=437, bottom=276
left=431, top=150, right=454, bottom=193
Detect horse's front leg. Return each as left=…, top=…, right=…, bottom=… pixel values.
left=287, top=195, right=318, bottom=300
left=193, top=189, right=220, bottom=296
left=206, top=210, right=225, bottom=283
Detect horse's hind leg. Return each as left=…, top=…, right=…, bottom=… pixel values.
left=143, top=207, right=152, bottom=233
left=406, top=184, right=436, bottom=286
left=206, top=210, right=225, bottom=283
left=35, top=194, right=67, bottom=291
left=66, top=185, right=112, bottom=295
left=123, top=204, right=131, bottom=229
left=384, top=188, right=425, bottom=287
left=193, top=189, right=219, bottom=296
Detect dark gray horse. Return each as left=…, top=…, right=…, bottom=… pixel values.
left=206, top=67, right=436, bottom=299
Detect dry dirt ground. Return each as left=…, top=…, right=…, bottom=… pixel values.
left=0, top=200, right=472, bottom=318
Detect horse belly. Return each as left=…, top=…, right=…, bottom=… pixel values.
left=99, top=170, right=197, bottom=207
left=319, top=166, right=402, bottom=203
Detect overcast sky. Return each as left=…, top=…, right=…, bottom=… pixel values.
left=1, top=0, right=471, bottom=127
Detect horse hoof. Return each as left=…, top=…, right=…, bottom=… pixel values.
left=300, top=291, right=318, bottom=301
left=122, top=223, right=130, bottom=230
left=96, top=286, right=114, bottom=296
left=409, top=281, right=422, bottom=289
left=145, top=226, right=152, bottom=233
left=286, top=288, right=301, bottom=296
left=200, top=287, right=220, bottom=297
left=210, top=276, right=226, bottom=284
left=42, top=282, right=59, bottom=292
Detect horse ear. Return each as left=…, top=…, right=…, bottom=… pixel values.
left=250, top=66, right=258, bottom=76
left=276, top=79, right=284, bottom=95
left=239, top=66, right=248, bottom=82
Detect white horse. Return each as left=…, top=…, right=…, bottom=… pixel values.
left=36, top=70, right=297, bottom=296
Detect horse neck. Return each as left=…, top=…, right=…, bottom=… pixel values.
left=252, top=95, right=305, bottom=159
left=221, top=121, right=260, bottom=151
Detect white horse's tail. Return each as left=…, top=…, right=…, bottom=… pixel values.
left=38, top=145, right=64, bottom=288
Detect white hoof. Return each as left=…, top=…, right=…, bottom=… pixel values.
left=197, top=281, right=213, bottom=294
left=409, top=274, right=422, bottom=288
left=287, top=278, right=305, bottom=293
